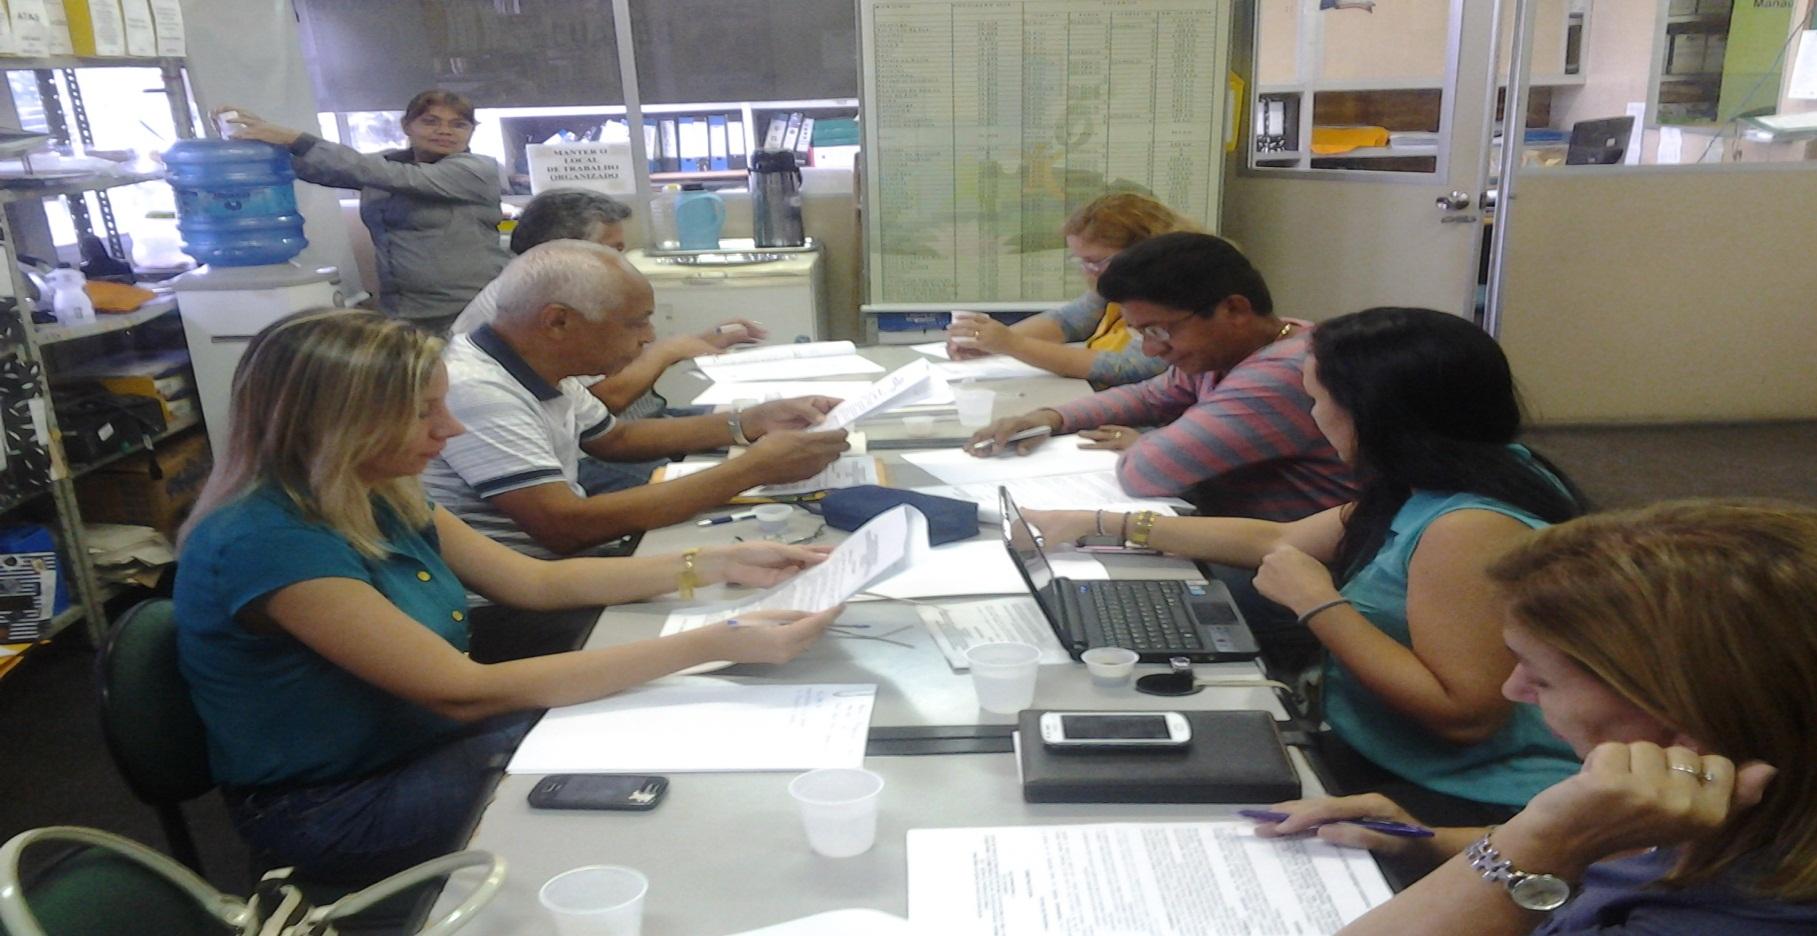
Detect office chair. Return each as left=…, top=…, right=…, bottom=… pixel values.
left=93, top=598, right=214, bottom=874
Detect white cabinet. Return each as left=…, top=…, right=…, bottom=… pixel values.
left=625, top=243, right=824, bottom=344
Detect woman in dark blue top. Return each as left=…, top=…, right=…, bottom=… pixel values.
left=175, top=309, right=841, bottom=883
left=1255, top=501, right=1817, bottom=934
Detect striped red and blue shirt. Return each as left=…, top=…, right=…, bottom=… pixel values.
left=1051, top=325, right=1356, bottom=521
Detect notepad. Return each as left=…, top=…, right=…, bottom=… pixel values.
left=506, top=680, right=877, bottom=774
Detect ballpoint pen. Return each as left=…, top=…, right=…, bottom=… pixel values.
left=1237, top=809, right=1434, bottom=838
left=967, top=425, right=1053, bottom=454
left=696, top=511, right=758, bottom=527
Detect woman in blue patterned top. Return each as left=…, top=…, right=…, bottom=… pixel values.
left=175, top=309, right=841, bottom=883
left=1028, top=307, right=1585, bottom=821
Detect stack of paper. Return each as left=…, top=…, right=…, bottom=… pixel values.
left=901, top=445, right=1122, bottom=485
left=695, top=341, right=884, bottom=382
left=860, top=538, right=1108, bottom=600
left=505, top=681, right=877, bottom=774
left=658, top=455, right=883, bottom=498
left=907, top=822, right=1393, bottom=935
left=661, top=504, right=923, bottom=637
left=914, top=469, right=1189, bottom=521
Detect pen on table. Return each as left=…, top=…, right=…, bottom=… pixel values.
left=1236, top=809, right=1434, bottom=838
left=967, top=425, right=1053, bottom=454
left=696, top=511, right=758, bottom=527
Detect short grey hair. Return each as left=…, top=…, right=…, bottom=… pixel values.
left=491, top=239, right=641, bottom=325
left=509, top=189, right=634, bottom=254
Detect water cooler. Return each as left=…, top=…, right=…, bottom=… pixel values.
left=164, top=140, right=343, bottom=457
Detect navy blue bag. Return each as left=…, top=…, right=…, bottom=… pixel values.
left=819, top=485, right=979, bottom=546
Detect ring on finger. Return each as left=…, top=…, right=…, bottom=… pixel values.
left=1668, top=763, right=1715, bottom=783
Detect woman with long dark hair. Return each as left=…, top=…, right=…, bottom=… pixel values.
left=1028, top=307, right=1584, bottom=821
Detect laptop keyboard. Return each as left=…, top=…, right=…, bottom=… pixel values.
left=1082, top=580, right=1203, bottom=652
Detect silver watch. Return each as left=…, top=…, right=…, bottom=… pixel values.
left=1466, top=831, right=1572, bottom=911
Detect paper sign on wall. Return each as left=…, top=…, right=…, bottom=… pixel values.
left=10, top=0, right=51, bottom=57
left=0, top=6, right=18, bottom=56
left=147, top=0, right=181, bottom=55
left=118, top=0, right=155, bottom=56
left=1789, top=31, right=1817, bottom=101
left=64, top=0, right=128, bottom=57
left=525, top=141, right=634, bottom=196
left=42, top=1, right=74, bottom=54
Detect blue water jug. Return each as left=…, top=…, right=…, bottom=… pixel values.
left=675, top=184, right=725, bottom=250
left=163, top=139, right=309, bottom=267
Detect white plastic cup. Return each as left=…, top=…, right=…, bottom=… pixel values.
left=754, top=503, right=792, bottom=536
left=903, top=415, right=936, bottom=438
left=539, top=865, right=649, bottom=936
left=953, top=384, right=996, bottom=428
left=966, top=641, right=1041, bottom=714
left=1081, top=646, right=1140, bottom=688
left=788, top=768, right=885, bottom=857
left=949, top=309, right=986, bottom=322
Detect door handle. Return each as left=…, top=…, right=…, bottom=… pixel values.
left=1435, top=191, right=1473, bottom=212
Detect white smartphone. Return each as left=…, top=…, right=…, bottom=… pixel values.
left=1038, top=711, right=1192, bottom=749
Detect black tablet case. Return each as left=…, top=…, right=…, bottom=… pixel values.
left=1017, top=710, right=1301, bottom=804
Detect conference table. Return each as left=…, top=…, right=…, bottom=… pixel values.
left=429, top=345, right=1331, bottom=934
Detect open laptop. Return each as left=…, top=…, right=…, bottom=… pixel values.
left=999, top=488, right=1261, bottom=663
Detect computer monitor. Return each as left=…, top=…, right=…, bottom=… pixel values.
left=1567, top=116, right=1635, bottom=165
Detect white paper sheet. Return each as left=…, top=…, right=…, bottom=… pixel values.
left=931, top=355, right=1053, bottom=381
left=697, top=340, right=860, bottom=366
left=907, top=822, right=1394, bottom=935
left=914, top=470, right=1188, bottom=522
left=699, top=355, right=886, bottom=382
left=662, top=504, right=923, bottom=636
left=917, top=597, right=1071, bottom=667
left=823, top=359, right=939, bottom=430
left=861, top=535, right=1107, bottom=601
left=910, top=341, right=951, bottom=359
left=902, top=445, right=1121, bottom=485
left=692, top=380, right=875, bottom=406
left=721, top=909, right=914, bottom=936
left=1789, top=30, right=1817, bottom=101
left=659, top=455, right=882, bottom=497
left=506, top=680, right=876, bottom=774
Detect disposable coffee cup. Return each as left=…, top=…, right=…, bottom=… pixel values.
left=903, top=415, right=936, bottom=438
left=1081, top=647, right=1139, bottom=688
left=966, top=641, right=1041, bottom=714
left=953, top=384, right=996, bottom=428
left=754, top=503, right=792, bottom=536
left=539, top=865, right=648, bottom=936
left=788, top=768, right=885, bottom=857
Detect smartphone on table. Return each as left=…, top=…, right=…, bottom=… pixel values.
left=1038, top=711, right=1191, bottom=750
left=527, top=774, right=669, bottom=810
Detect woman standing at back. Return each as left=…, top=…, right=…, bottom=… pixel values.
left=217, top=90, right=510, bottom=334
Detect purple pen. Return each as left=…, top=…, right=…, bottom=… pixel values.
left=1237, top=808, right=1434, bottom=838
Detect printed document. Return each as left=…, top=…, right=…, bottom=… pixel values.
left=659, top=455, right=882, bottom=497
left=932, top=354, right=1053, bottom=381
left=915, top=469, right=1187, bottom=521
left=902, top=445, right=1121, bottom=485
left=906, top=822, right=1394, bottom=935
left=661, top=504, right=923, bottom=636
left=696, top=341, right=885, bottom=382
left=822, top=358, right=944, bottom=429
left=917, top=597, right=1072, bottom=667
left=506, top=681, right=876, bottom=774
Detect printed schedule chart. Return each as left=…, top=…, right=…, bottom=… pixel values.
left=862, top=0, right=1230, bottom=304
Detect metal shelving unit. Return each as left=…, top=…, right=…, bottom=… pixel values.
left=0, top=57, right=196, bottom=651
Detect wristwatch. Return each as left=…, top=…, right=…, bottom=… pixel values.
left=1466, top=831, right=1573, bottom=911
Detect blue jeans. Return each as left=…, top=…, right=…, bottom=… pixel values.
left=224, top=715, right=534, bottom=885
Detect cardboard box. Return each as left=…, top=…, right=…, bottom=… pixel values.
left=74, top=428, right=212, bottom=536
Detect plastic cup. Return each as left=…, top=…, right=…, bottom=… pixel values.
left=539, top=865, right=648, bottom=936
left=966, top=641, right=1041, bottom=714
left=788, top=768, right=885, bottom=857
left=754, top=503, right=792, bottom=536
left=949, top=309, right=986, bottom=322
left=953, top=384, right=996, bottom=428
left=1081, top=647, right=1139, bottom=688
left=903, top=415, right=936, bottom=438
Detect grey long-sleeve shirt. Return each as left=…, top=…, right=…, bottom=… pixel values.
left=290, top=135, right=510, bottom=324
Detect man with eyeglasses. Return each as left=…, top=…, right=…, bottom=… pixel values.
left=970, top=232, right=1355, bottom=524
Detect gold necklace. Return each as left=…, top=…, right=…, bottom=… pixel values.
left=1272, top=321, right=1293, bottom=342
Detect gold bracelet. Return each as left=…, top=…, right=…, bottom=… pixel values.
left=1127, top=510, right=1158, bottom=549
left=679, top=547, right=702, bottom=600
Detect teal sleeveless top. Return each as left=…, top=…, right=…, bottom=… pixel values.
left=1323, top=468, right=1580, bottom=806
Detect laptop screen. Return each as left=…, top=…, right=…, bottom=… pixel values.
left=999, top=488, right=1062, bottom=618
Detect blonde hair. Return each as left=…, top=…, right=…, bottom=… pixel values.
left=1488, top=500, right=1817, bottom=899
left=180, top=309, right=445, bottom=559
left=1062, top=192, right=1201, bottom=249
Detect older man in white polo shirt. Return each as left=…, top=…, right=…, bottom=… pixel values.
left=424, top=239, right=847, bottom=660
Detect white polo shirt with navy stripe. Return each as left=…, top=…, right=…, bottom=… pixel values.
left=423, top=325, right=617, bottom=569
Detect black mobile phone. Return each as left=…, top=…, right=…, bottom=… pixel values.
left=527, top=774, right=669, bottom=811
